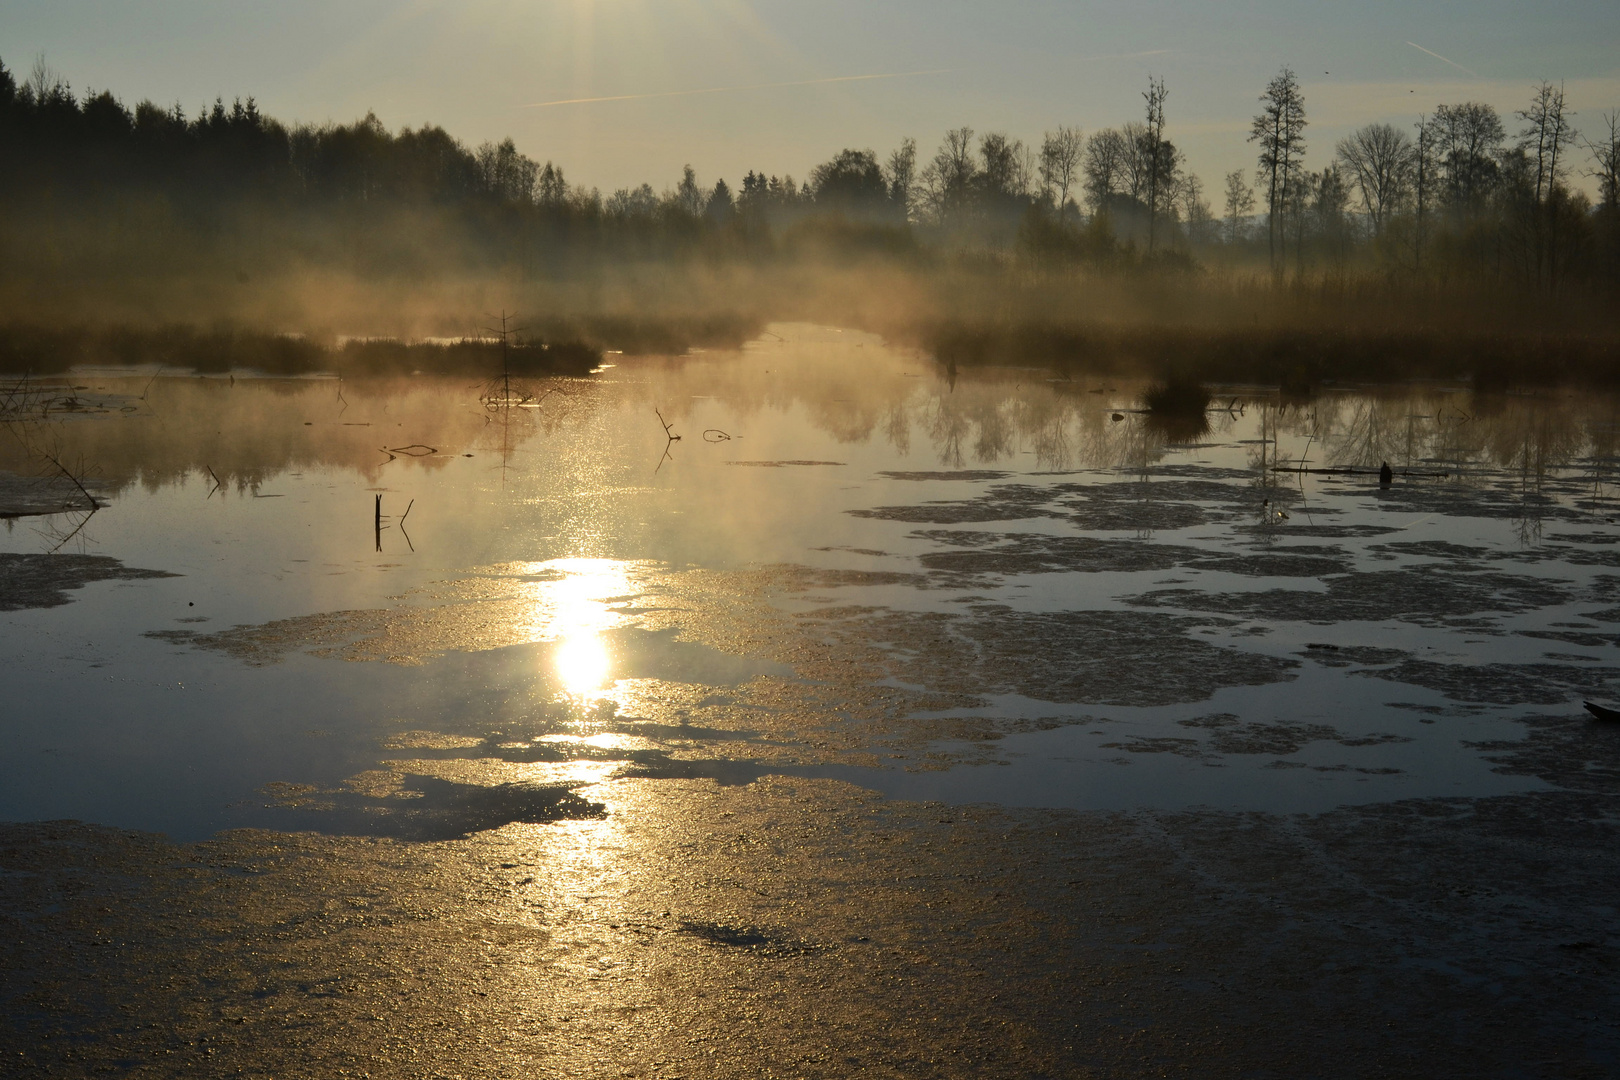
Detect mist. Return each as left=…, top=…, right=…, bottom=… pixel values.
left=1, top=54, right=1617, bottom=382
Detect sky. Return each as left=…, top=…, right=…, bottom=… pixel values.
left=3, top=0, right=1618, bottom=200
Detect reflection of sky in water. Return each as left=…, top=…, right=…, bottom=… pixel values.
left=1, top=326, right=1617, bottom=838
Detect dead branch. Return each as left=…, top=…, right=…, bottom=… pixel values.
left=39, top=450, right=98, bottom=510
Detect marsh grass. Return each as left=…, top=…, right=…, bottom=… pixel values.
left=0, top=314, right=761, bottom=377
left=336, top=338, right=598, bottom=378
left=1141, top=379, right=1213, bottom=442
left=0, top=325, right=603, bottom=377
left=918, top=320, right=1620, bottom=391
left=0, top=324, right=323, bottom=375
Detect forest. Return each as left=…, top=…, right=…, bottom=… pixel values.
left=2, top=55, right=1618, bottom=377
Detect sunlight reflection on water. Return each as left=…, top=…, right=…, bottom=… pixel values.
left=555, top=634, right=612, bottom=698
left=514, top=557, right=640, bottom=701
left=3, top=327, right=1618, bottom=836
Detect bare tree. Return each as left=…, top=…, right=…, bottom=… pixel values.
left=885, top=137, right=917, bottom=221
left=1517, top=81, right=1575, bottom=287
left=476, top=138, right=540, bottom=203
left=978, top=132, right=1026, bottom=199
left=1431, top=102, right=1505, bottom=211
left=1518, top=81, right=1574, bottom=204
left=1223, top=169, right=1255, bottom=243
left=1140, top=77, right=1176, bottom=251
left=1082, top=128, right=1129, bottom=212
left=1118, top=121, right=1151, bottom=199
left=1315, top=164, right=1352, bottom=266
left=1038, top=126, right=1083, bottom=218
left=606, top=183, right=658, bottom=218
left=1336, top=122, right=1413, bottom=237
left=537, top=161, right=568, bottom=206
left=1180, top=172, right=1213, bottom=245
left=1412, top=113, right=1439, bottom=272
left=24, top=54, right=69, bottom=104
left=917, top=126, right=978, bottom=222
left=1249, top=66, right=1307, bottom=273
left=1287, top=169, right=1319, bottom=273
left=1586, top=109, right=1620, bottom=211
left=1014, top=140, right=1039, bottom=201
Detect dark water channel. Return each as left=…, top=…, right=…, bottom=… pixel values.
left=4, top=324, right=1619, bottom=840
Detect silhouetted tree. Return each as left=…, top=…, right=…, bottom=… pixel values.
left=1411, top=113, right=1440, bottom=272
left=1180, top=172, right=1213, bottom=245
left=607, top=183, right=658, bottom=217
left=1082, top=128, right=1130, bottom=212
left=2, top=51, right=1615, bottom=289
left=476, top=138, right=539, bottom=203
left=978, top=132, right=1025, bottom=199
left=1588, top=110, right=1620, bottom=277
left=1038, top=126, right=1083, bottom=218
left=1520, top=82, right=1574, bottom=206
left=1517, top=81, right=1575, bottom=287
left=1589, top=110, right=1620, bottom=211
left=885, top=138, right=917, bottom=220
left=1285, top=169, right=1317, bottom=273
left=1139, top=77, right=1178, bottom=251
left=537, top=161, right=568, bottom=206
left=918, top=126, right=977, bottom=224
left=706, top=178, right=734, bottom=222
left=1117, top=122, right=1152, bottom=201
left=809, top=149, right=891, bottom=218
left=1432, top=102, right=1505, bottom=214
left=1250, top=66, right=1307, bottom=273
left=1223, top=169, right=1255, bottom=243
left=1336, top=122, right=1413, bottom=238
left=1315, top=164, right=1352, bottom=267
left=674, top=165, right=704, bottom=216
left=24, top=56, right=74, bottom=115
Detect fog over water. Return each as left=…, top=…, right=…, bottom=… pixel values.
left=6, top=14, right=1620, bottom=1074
left=4, top=327, right=1616, bottom=839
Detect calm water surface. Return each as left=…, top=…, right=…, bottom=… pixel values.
left=4, top=325, right=1618, bottom=839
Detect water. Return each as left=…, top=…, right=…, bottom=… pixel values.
left=3, top=324, right=1617, bottom=839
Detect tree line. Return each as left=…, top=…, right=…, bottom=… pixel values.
left=1244, top=66, right=1620, bottom=288
left=1, top=55, right=1616, bottom=287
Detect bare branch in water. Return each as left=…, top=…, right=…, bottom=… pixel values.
left=39, top=450, right=98, bottom=511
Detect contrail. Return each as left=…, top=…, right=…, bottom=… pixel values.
left=524, top=69, right=953, bottom=109
left=1405, top=41, right=1480, bottom=79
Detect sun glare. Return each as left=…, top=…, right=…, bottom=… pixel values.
left=517, top=558, right=644, bottom=700
left=555, top=633, right=612, bottom=698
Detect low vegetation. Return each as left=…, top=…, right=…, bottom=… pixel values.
left=1, top=55, right=1616, bottom=384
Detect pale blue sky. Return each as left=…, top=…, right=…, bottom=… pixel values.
left=3, top=1, right=1617, bottom=197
